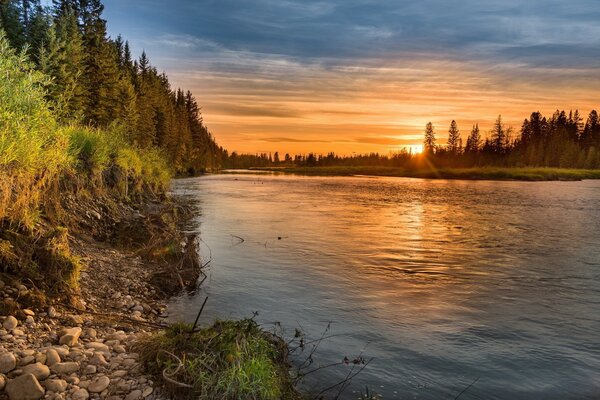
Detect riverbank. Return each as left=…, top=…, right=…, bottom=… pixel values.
left=0, top=189, right=300, bottom=400
left=247, top=166, right=600, bottom=181
left=0, top=193, right=200, bottom=399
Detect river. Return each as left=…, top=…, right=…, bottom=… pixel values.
left=168, top=173, right=600, bottom=399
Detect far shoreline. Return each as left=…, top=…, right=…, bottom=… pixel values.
left=221, top=166, right=600, bottom=181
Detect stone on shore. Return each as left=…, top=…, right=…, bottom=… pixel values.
left=3, top=316, right=18, bottom=331
left=58, top=327, right=82, bottom=347
left=88, top=375, right=110, bottom=393
left=72, top=388, right=89, bottom=400
left=45, top=348, right=60, bottom=366
left=21, top=362, right=50, bottom=381
left=50, top=361, right=79, bottom=374
left=43, top=378, right=68, bottom=392
left=0, top=352, right=16, bottom=374
left=5, top=373, right=45, bottom=400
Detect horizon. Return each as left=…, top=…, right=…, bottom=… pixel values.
left=102, top=0, right=600, bottom=155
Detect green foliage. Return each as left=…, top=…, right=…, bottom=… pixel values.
left=0, top=30, right=170, bottom=231
left=138, top=319, right=299, bottom=400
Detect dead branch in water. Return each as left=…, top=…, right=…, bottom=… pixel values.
left=230, top=234, right=245, bottom=245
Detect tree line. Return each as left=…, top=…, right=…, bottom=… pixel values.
left=226, top=110, right=600, bottom=169
left=0, top=0, right=225, bottom=174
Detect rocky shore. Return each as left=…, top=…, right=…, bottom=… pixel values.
left=0, top=195, right=202, bottom=400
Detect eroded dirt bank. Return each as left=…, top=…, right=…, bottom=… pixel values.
left=0, top=193, right=202, bottom=400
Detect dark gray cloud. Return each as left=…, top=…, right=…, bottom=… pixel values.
left=103, top=0, right=600, bottom=69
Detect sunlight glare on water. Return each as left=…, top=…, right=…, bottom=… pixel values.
left=168, top=174, right=600, bottom=400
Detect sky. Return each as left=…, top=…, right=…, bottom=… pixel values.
left=102, top=0, right=600, bottom=155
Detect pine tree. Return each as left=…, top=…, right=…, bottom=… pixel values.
left=423, top=122, right=436, bottom=155
left=447, top=120, right=461, bottom=154
left=491, top=115, right=508, bottom=153
left=0, top=0, right=26, bottom=49
left=465, top=124, right=481, bottom=153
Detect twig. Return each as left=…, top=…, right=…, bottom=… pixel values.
left=190, top=296, right=208, bottom=333
left=454, top=377, right=480, bottom=400
left=230, top=234, right=245, bottom=245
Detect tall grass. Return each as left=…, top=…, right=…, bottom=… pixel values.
left=0, top=31, right=171, bottom=230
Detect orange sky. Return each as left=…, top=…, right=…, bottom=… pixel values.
left=169, top=58, right=599, bottom=155
left=103, top=0, right=600, bottom=155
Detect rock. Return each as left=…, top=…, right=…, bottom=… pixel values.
left=34, top=353, right=46, bottom=365
left=68, top=315, right=84, bottom=325
left=43, top=379, right=68, bottom=393
left=88, top=376, right=110, bottom=393
left=22, top=309, right=34, bottom=317
left=45, top=349, right=60, bottom=366
left=47, top=307, right=58, bottom=318
left=125, top=390, right=142, bottom=400
left=11, top=329, right=25, bottom=336
left=111, top=370, right=127, bottom=378
left=122, top=358, right=136, bottom=368
left=141, top=387, right=153, bottom=397
left=88, top=352, right=108, bottom=367
left=0, top=374, right=5, bottom=390
left=5, top=373, right=45, bottom=400
left=71, top=389, right=89, bottom=400
left=106, top=332, right=127, bottom=342
left=49, top=362, right=79, bottom=375
left=18, top=355, right=35, bottom=366
left=25, top=316, right=34, bottom=325
left=58, top=327, right=81, bottom=347
left=3, top=316, right=18, bottom=331
left=83, top=365, right=96, bottom=375
left=21, top=363, right=50, bottom=381
left=86, top=342, right=109, bottom=353
left=113, top=345, right=126, bottom=354
left=0, top=352, right=16, bottom=373
left=83, top=328, right=97, bottom=340
left=51, top=347, right=69, bottom=358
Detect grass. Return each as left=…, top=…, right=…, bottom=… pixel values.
left=0, top=31, right=172, bottom=293
left=0, top=32, right=171, bottom=231
left=249, top=166, right=600, bottom=181
left=137, top=319, right=300, bottom=400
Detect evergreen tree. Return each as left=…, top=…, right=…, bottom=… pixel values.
left=465, top=124, right=481, bottom=153
left=490, top=115, right=508, bottom=153
left=447, top=120, right=461, bottom=154
left=423, top=122, right=436, bottom=155
left=0, top=0, right=25, bottom=49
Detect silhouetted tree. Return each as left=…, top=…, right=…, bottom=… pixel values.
left=424, top=122, right=436, bottom=155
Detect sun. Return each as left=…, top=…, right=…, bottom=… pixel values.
left=410, top=145, right=424, bottom=154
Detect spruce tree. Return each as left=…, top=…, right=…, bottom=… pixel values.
left=423, top=122, right=436, bottom=155
left=447, top=120, right=461, bottom=154
left=465, top=124, right=481, bottom=153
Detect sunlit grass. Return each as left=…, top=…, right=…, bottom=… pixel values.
left=137, top=319, right=300, bottom=400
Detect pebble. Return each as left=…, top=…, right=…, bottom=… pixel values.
left=3, top=316, right=18, bottom=331
left=44, top=378, right=68, bottom=393
left=50, top=361, right=80, bottom=375
left=0, top=352, right=16, bottom=373
left=21, top=362, right=50, bottom=381
left=125, top=389, right=143, bottom=400
left=18, top=355, right=35, bottom=366
left=71, top=388, right=89, bottom=400
left=5, top=373, right=45, bottom=400
left=88, top=375, right=110, bottom=393
left=83, top=365, right=97, bottom=375
left=45, top=349, right=61, bottom=366
left=88, top=352, right=108, bottom=367
left=58, top=327, right=82, bottom=347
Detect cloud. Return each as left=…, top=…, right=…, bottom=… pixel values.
left=102, top=0, right=600, bottom=153
left=259, top=137, right=331, bottom=143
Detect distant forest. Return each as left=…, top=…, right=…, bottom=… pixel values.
left=226, top=111, right=600, bottom=170
left=0, top=0, right=225, bottom=173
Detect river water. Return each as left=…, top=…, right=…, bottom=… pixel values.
left=168, top=173, right=600, bottom=399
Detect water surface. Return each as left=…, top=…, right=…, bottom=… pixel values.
left=169, top=174, right=600, bottom=399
